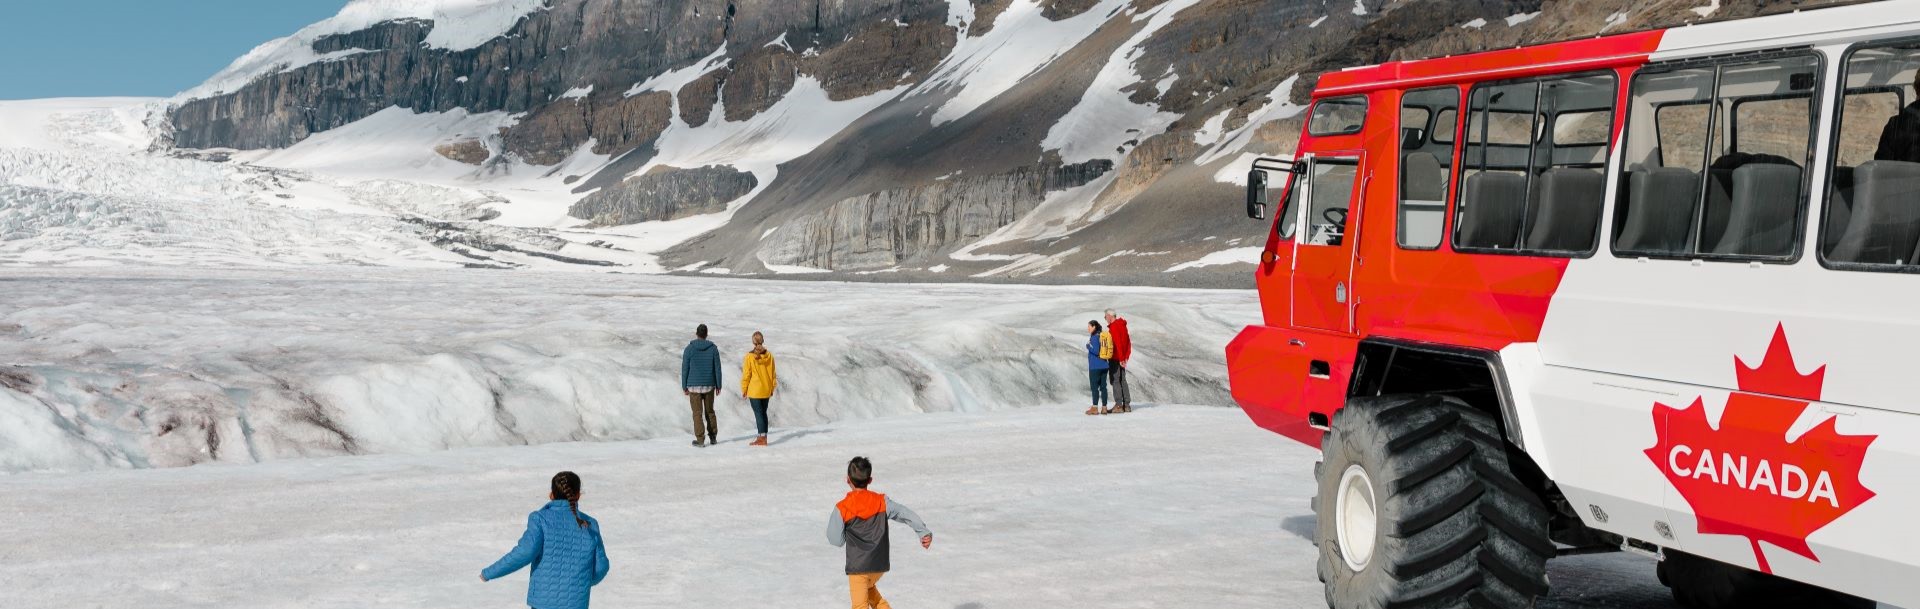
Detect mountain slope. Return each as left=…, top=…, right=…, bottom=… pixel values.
left=2, top=0, right=1861, bottom=284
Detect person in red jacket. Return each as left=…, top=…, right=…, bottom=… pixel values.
left=1104, top=309, right=1133, bottom=413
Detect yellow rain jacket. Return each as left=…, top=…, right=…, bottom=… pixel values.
left=742, top=350, right=778, bottom=399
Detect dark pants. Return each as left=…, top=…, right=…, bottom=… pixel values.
left=1089, top=368, right=1110, bottom=406
left=1110, top=362, right=1131, bottom=406
left=689, top=391, right=717, bottom=441
left=749, top=397, right=770, bottom=435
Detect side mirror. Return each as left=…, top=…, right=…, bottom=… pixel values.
left=1246, top=169, right=1268, bottom=220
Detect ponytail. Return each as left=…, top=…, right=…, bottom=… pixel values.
left=551, top=471, right=589, bottom=529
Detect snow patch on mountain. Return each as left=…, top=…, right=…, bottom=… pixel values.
left=1195, top=74, right=1304, bottom=166
left=917, top=0, right=1127, bottom=125
left=179, top=0, right=549, bottom=101
left=1166, top=246, right=1260, bottom=272
left=1042, top=0, right=1203, bottom=164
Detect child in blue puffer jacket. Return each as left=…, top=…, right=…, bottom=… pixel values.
left=481, top=471, right=611, bottom=609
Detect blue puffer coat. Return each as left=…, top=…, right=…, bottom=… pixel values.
left=483, top=500, right=611, bottom=609
left=682, top=339, right=722, bottom=389
left=1087, top=334, right=1110, bottom=371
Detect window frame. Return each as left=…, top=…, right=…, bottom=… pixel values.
left=1609, top=49, right=1826, bottom=265
left=1450, top=70, right=1619, bottom=259
left=1819, top=37, right=1920, bottom=274
left=1396, top=86, right=1461, bottom=252
left=1307, top=95, right=1369, bottom=136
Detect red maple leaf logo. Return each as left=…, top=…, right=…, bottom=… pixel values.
left=1643, top=324, right=1877, bottom=574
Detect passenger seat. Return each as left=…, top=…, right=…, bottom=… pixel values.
left=1831, top=160, right=1920, bottom=264
left=1711, top=164, right=1802, bottom=257
left=1457, top=171, right=1527, bottom=249
left=1616, top=167, right=1699, bottom=253
left=1524, top=168, right=1605, bottom=252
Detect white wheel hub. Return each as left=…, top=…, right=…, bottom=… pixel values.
left=1335, top=464, right=1379, bottom=572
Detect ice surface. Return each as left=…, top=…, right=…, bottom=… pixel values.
left=0, top=402, right=1705, bottom=609
left=178, top=0, right=549, bottom=101
left=0, top=268, right=1253, bottom=473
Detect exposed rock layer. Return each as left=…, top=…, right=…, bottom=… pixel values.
left=568, top=165, right=758, bottom=226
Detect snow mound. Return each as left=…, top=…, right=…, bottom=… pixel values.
left=178, top=0, right=549, bottom=101
left=0, top=269, right=1251, bottom=473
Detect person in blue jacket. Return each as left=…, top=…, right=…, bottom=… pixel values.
left=481, top=471, right=611, bottom=609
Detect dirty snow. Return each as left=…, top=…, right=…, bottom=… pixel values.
left=1691, top=0, right=1722, bottom=18
left=1461, top=17, right=1489, bottom=29
left=1506, top=11, right=1542, bottom=26
left=1309, top=15, right=1328, bottom=28
left=559, top=85, right=593, bottom=100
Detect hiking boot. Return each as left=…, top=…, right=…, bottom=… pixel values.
left=709, top=435, right=718, bottom=446
left=1086, top=406, right=1104, bottom=416
left=692, top=439, right=705, bottom=448
left=750, top=435, right=768, bottom=446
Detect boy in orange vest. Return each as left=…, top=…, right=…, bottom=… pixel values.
left=826, top=456, right=933, bottom=609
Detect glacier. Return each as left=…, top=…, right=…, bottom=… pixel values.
left=0, top=268, right=1256, bottom=473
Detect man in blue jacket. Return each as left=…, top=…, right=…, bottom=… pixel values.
left=682, top=324, right=723, bottom=447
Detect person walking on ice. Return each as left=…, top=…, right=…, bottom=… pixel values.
left=740, top=331, right=778, bottom=447
left=1104, top=309, right=1133, bottom=414
left=480, top=471, right=611, bottom=609
left=1084, top=320, right=1114, bottom=415
left=827, top=456, right=933, bottom=609
left=682, top=323, right=722, bottom=447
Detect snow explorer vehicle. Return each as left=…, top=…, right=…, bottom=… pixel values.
left=1227, top=3, right=1920, bottom=608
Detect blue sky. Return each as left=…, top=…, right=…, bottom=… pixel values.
left=0, top=1, right=349, bottom=100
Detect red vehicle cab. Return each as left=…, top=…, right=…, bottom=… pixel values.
left=1227, top=4, right=1920, bottom=608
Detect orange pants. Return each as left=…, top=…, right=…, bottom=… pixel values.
left=848, top=572, right=891, bottom=609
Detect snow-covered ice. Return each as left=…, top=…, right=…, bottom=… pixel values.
left=0, top=402, right=1698, bottom=609
left=0, top=268, right=1251, bottom=473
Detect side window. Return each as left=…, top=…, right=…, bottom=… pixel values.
left=1303, top=159, right=1361, bottom=246
left=1309, top=97, right=1368, bottom=136
left=1398, top=88, right=1458, bottom=249
left=1823, top=42, right=1920, bottom=270
left=1455, top=73, right=1616, bottom=254
left=1277, top=171, right=1301, bottom=241
left=1614, top=55, right=1820, bottom=261
left=1432, top=108, right=1459, bottom=145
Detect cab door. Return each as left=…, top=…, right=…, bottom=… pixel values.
left=1291, top=153, right=1367, bottom=333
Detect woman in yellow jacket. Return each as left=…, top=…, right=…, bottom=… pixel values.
left=741, top=331, right=778, bottom=446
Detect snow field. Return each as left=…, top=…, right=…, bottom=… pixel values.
left=0, top=404, right=1687, bottom=609
left=0, top=268, right=1253, bottom=473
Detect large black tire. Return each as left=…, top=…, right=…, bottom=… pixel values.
left=1315, top=394, right=1553, bottom=609
left=1658, top=550, right=1873, bottom=609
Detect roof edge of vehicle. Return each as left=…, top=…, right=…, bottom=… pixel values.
left=1312, top=0, right=1920, bottom=99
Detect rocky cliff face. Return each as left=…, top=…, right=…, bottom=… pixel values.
left=160, top=0, right=1867, bottom=285
left=569, top=164, right=757, bottom=225
left=762, top=159, right=1112, bottom=270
